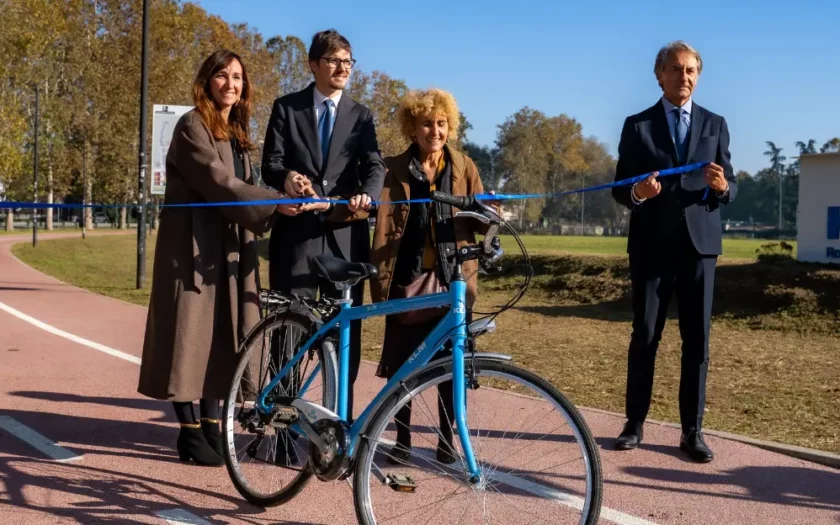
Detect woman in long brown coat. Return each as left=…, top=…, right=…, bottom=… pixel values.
left=365, top=88, right=497, bottom=464
left=138, top=50, right=296, bottom=466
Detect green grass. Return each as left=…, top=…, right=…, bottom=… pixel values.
left=11, top=233, right=839, bottom=455
left=499, top=234, right=794, bottom=260
left=12, top=234, right=155, bottom=305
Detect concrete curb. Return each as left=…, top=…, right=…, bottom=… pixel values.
left=579, top=405, right=840, bottom=470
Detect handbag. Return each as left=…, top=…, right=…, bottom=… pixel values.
left=389, top=270, right=448, bottom=325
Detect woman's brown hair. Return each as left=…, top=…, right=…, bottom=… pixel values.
left=192, top=50, right=254, bottom=150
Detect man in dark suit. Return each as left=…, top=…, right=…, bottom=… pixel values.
left=611, top=41, right=737, bottom=462
left=262, top=29, right=386, bottom=423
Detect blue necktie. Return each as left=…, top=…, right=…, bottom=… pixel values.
left=674, top=108, right=688, bottom=164
left=319, top=99, right=334, bottom=163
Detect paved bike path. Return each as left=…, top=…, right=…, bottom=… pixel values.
left=0, top=233, right=837, bottom=524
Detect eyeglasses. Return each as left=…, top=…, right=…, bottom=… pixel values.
left=320, top=56, right=356, bottom=69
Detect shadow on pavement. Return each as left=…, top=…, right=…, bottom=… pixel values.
left=1, top=406, right=184, bottom=464
left=621, top=464, right=840, bottom=512
left=10, top=391, right=174, bottom=423
left=598, top=436, right=701, bottom=463
left=0, top=395, right=323, bottom=524
left=0, top=456, right=321, bottom=524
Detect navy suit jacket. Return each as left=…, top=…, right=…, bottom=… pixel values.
left=261, top=83, right=385, bottom=268
left=612, top=100, right=737, bottom=256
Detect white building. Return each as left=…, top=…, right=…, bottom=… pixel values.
left=797, top=152, right=840, bottom=264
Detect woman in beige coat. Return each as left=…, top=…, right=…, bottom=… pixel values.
left=138, top=50, right=295, bottom=466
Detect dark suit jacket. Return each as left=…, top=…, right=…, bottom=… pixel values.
left=261, top=83, right=386, bottom=277
left=612, top=100, right=737, bottom=256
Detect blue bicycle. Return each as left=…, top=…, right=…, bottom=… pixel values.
left=222, top=192, right=603, bottom=524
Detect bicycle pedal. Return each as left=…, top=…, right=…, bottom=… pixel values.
left=385, top=474, right=417, bottom=493
left=272, top=406, right=299, bottom=425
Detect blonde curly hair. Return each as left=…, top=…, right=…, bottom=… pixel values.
left=397, top=88, right=461, bottom=144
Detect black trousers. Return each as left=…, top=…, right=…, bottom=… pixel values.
left=625, top=222, right=716, bottom=433
left=269, top=232, right=363, bottom=420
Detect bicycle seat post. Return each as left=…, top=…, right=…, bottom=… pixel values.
left=336, top=283, right=353, bottom=305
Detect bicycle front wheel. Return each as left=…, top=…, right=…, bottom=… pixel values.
left=353, top=357, right=602, bottom=525
left=223, top=310, right=337, bottom=507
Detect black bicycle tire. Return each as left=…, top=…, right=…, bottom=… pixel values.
left=222, top=310, right=336, bottom=507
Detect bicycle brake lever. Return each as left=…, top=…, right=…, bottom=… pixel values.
left=454, top=210, right=491, bottom=224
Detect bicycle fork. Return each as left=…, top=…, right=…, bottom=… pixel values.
left=449, top=278, right=482, bottom=483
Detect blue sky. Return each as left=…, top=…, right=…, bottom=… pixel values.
left=195, top=0, right=840, bottom=175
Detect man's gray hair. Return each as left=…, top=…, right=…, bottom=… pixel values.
left=654, top=41, right=703, bottom=78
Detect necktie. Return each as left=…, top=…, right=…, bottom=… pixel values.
left=674, top=108, right=688, bottom=164
left=319, top=99, right=334, bottom=163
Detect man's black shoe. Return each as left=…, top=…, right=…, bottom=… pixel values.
left=614, top=421, right=644, bottom=450
left=680, top=428, right=714, bottom=463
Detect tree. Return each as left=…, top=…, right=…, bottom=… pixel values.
left=495, top=108, right=551, bottom=227
left=540, top=115, right=587, bottom=224
left=764, top=141, right=786, bottom=230
left=266, top=35, right=311, bottom=99
left=456, top=111, right=472, bottom=150
left=577, top=137, right=621, bottom=228
left=347, top=70, right=408, bottom=157
left=821, top=137, right=840, bottom=153
left=462, top=142, right=500, bottom=191
left=796, top=139, right=817, bottom=154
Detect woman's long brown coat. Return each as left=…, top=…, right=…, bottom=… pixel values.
left=137, top=110, right=279, bottom=402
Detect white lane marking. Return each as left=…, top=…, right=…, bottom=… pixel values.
left=0, top=416, right=84, bottom=462
left=0, top=300, right=141, bottom=365
left=396, top=443, right=660, bottom=525
left=155, top=509, right=213, bottom=524
left=490, top=469, right=659, bottom=525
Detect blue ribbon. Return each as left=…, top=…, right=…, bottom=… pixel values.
left=0, top=162, right=709, bottom=210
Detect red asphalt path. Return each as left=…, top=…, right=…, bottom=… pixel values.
left=0, top=232, right=838, bottom=524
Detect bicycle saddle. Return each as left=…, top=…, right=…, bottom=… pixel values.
left=312, top=255, right=378, bottom=284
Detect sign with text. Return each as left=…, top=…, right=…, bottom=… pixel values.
left=151, top=104, right=193, bottom=196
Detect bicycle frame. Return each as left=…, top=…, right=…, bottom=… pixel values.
left=255, top=274, right=481, bottom=477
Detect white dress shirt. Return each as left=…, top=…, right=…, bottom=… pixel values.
left=313, top=87, right=341, bottom=128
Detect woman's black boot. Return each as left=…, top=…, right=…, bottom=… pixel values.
left=200, top=418, right=224, bottom=457
left=177, top=423, right=224, bottom=466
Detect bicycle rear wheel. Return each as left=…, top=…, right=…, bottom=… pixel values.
left=223, top=310, right=337, bottom=507
left=353, top=357, right=602, bottom=524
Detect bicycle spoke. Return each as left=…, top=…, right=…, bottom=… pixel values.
left=224, top=313, right=334, bottom=506
left=355, top=361, right=601, bottom=525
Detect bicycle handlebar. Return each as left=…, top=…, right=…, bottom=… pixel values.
left=429, top=191, right=477, bottom=210
left=430, top=190, right=502, bottom=262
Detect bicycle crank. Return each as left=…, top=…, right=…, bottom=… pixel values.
left=308, top=419, right=351, bottom=481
